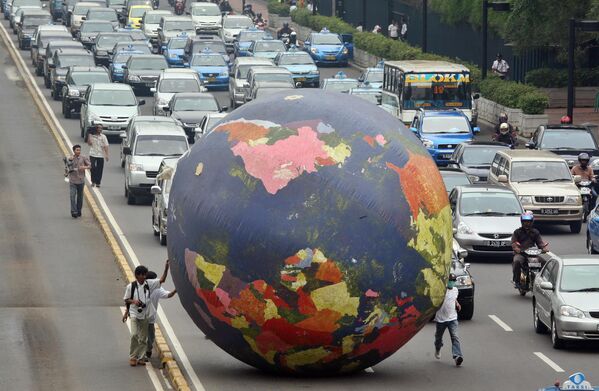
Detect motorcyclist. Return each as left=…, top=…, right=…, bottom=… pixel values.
left=219, top=0, right=232, bottom=13
left=495, top=123, right=516, bottom=146
left=277, top=22, right=293, bottom=39
left=511, top=212, right=548, bottom=288
left=243, top=3, right=256, bottom=19
left=572, top=152, right=597, bottom=207
left=494, top=112, right=513, bottom=134
left=254, top=12, right=264, bottom=24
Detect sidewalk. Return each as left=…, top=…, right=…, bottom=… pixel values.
left=228, top=0, right=270, bottom=18
left=545, top=107, right=599, bottom=126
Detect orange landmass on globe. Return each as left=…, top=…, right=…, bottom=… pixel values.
left=214, top=120, right=270, bottom=143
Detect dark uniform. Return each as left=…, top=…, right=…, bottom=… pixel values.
left=511, top=227, right=546, bottom=283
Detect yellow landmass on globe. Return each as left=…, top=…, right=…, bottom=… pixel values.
left=310, top=282, right=359, bottom=317
left=323, top=143, right=352, bottom=165
left=285, top=346, right=331, bottom=370
left=195, top=254, right=226, bottom=288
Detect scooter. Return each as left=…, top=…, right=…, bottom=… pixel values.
left=174, top=0, right=185, bottom=15
left=516, top=247, right=544, bottom=296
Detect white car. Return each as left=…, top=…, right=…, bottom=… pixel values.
left=220, top=14, right=254, bottom=51
left=152, top=69, right=203, bottom=116
left=141, top=9, right=172, bottom=45
left=228, top=57, right=273, bottom=108
left=194, top=112, right=226, bottom=141
left=190, top=2, right=221, bottom=34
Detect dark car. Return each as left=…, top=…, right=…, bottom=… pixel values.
left=16, top=9, right=51, bottom=49
left=49, top=0, right=63, bottom=21
left=62, top=66, right=111, bottom=118
left=92, top=31, right=133, bottom=65
left=31, top=29, right=72, bottom=74
left=439, top=167, right=472, bottom=194
left=78, top=20, right=115, bottom=48
left=48, top=49, right=95, bottom=100
left=123, top=54, right=168, bottom=94
left=526, top=124, right=599, bottom=170
left=451, top=241, right=475, bottom=320
left=42, top=40, right=85, bottom=87
left=448, top=141, right=511, bottom=182
left=166, top=92, right=223, bottom=140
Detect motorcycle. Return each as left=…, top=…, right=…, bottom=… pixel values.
left=578, top=177, right=596, bottom=221
left=174, top=0, right=185, bottom=15
left=516, top=247, right=544, bottom=296
left=280, top=32, right=290, bottom=48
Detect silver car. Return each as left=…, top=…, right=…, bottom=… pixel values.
left=151, top=157, right=179, bottom=245
left=532, top=255, right=599, bottom=348
left=450, top=184, right=523, bottom=257
left=152, top=70, right=203, bottom=116
left=229, top=57, right=273, bottom=108
left=220, top=14, right=254, bottom=51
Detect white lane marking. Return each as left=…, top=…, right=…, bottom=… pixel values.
left=120, top=307, right=165, bottom=391
left=488, top=315, right=513, bottom=332
left=0, top=22, right=206, bottom=391
left=534, top=352, right=565, bottom=373
left=365, top=367, right=374, bottom=373
left=4, top=65, right=20, bottom=81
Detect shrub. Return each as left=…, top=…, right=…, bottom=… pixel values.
left=267, top=1, right=290, bottom=17
left=525, top=68, right=599, bottom=88
left=518, top=92, right=549, bottom=115
left=480, top=77, right=548, bottom=114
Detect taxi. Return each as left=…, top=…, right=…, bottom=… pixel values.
left=348, top=82, right=381, bottom=105
left=274, top=47, right=319, bottom=88
left=359, top=61, right=384, bottom=89
left=233, top=27, right=270, bottom=57
left=303, top=28, right=349, bottom=66
left=320, top=71, right=359, bottom=93
left=127, top=5, right=152, bottom=29
left=163, top=34, right=189, bottom=67
left=539, top=372, right=598, bottom=391
left=109, top=47, right=145, bottom=82
left=189, top=48, right=229, bottom=90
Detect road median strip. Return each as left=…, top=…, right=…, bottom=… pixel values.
left=0, top=21, right=192, bottom=391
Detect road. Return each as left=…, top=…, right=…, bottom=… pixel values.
left=1, top=7, right=598, bottom=391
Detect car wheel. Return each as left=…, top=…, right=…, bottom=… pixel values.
left=533, top=300, right=548, bottom=334
left=52, top=87, right=60, bottom=101
left=587, top=233, right=598, bottom=254
left=152, top=213, right=159, bottom=236
left=458, top=302, right=474, bottom=320
left=570, top=220, right=582, bottom=234
left=126, top=189, right=136, bottom=205
left=35, top=64, right=42, bottom=76
left=230, top=97, right=236, bottom=110
left=64, top=102, right=71, bottom=119
left=551, top=315, right=565, bottom=349
left=159, top=222, right=167, bottom=246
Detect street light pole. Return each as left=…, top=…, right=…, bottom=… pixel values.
left=422, top=0, right=427, bottom=52
left=481, top=0, right=488, bottom=79
left=313, top=0, right=317, bottom=16
left=567, top=18, right=576, bottom=120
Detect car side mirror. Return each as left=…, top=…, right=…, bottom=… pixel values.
left=525, top=142, right=535, bottom=149
left=48, top=63, right=56, bottom=68
left=574, top=175, right=582, bottom=184
left=219, top=106, right=228, bottom=112
left=473, top=93, right=480, bottom=100
left=539, top=281, right=553, bottom=290
left=452, top=227, right=457, bottom=235
left=157, top=26, right=162, bottom=30
left=123, top=146, right=131, bottom=155
left=464, top=262, right=471, bottom=270
left=472, top=127, right=480, bottom=133
left=498, top=174, right=508, bottom=183
left=458, top=249, right=468, bottom=260
left=150, top=185, right=162, bottom=195
left=358, top=77, right=364, bottom=82
left=121, top=65, right=127, bottom=69
left=119, top=133, right=127, bottom=139
left=81, top=16, right=86, bottom=20
left=304, top=41, right=310, bottom=46
left=138, top=99, right=146, bottom=106
left=150, top=87, right=156, bottom=93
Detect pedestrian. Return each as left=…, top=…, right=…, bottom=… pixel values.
left=434, top=273, right=464, bottom=366
left=145, top=261, right=177, bottom=360
left=87, top=124, right=109, bottom=187
left=400, top=18, right=408, bottom=41
left=66, top=144, right=90, bottom=218
left=372, top=25, right=382, bottom=34
left=356, top=24, right=363, bottom=32
left=492, top=53, right=510, bottom=80
left=388, top=19, right=399, bottom=40
left=123, top=265, right=161, bottom=367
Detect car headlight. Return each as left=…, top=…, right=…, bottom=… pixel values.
left=68, top=89, right=80, bottom=97
left=421, top=138, right=434, bottom=148
left=310, top=47, right=318, bottom=54
left=96, top=50, right=107, bottom=56
left=309, top=69, right=320, bottom=75
left=169, top=53, right=178, bottom=58
left=456, top=275, right=473, bottom=286
left=55, top=75, right=66, bottom=82
left=156, top=97, right=168, bottom=106
left=342, top=47, right=348, bottom=55
left=457, top=222, right=473, bottom=235
left=128, top=75, right=141, bottom=82
left=113, top=68, right=124, bottom=74
left=128, top=163, right=144, bottom=172
left=565, top=195, right=581, bottom=205
left=560, top=305, right=585, bottom=319
left=591, top=159, right=599, bottom=168
left=467, top=175, right=479, bottom=183
left=519, top=195, right=534, bottom=204
left=89, top=112, right=101, bottom=121
left=219, top=71, right=228, bottom=76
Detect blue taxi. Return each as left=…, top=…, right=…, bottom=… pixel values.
left=274, top=47, right=319, bottom=88
left=189, top=49, right=229, bottom=90
left=303, top=28, right=349, bottom=66
left=539, top=372, right=598, bottom=391
left=234, top=28, right=270, bottom=57
left=359, top=61, right=384, bottom=89
left=163, top=34, right=190, bottom=67
left=109, top=48, right=145, bottom=82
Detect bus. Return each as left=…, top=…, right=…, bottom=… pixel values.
left=381, top=60, right=478, bottom=125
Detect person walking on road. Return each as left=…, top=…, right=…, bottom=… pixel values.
left=434, top=273, right=464, bottom=366
left=87, top=124, right=109, bottom=187
left=143, top=265, right=177, bottom=360
left=67, top=144, right=90, bottom=218
left=492, top=53, right=510, bottom=79
left=388, top=20, right=399, bottom=40
left=123, top=265, right=161, bottom=367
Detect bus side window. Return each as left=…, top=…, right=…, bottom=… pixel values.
left=381, top=92, right=398, bottom=108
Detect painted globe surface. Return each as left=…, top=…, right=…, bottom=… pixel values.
left=167, top=90, right=452, bottom=374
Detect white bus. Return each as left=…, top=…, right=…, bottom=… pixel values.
left=381, top=60, right=478, bottom=125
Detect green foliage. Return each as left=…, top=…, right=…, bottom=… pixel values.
left=429, top=0, right=509, bottom=36
left=517, top=92, right=550, bottom=115
left=267, top=0, right=289, bottom=17
left=480, top=77, right=548, bottom=114
left=525, top=68, right=599, bottom=88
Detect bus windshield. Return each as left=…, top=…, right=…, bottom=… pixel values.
left=402, top=72, right=471, bottom=110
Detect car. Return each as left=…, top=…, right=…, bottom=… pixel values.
left=93, top=31, right=134, bottom=65
left=127, top=4, right=152, bottom=29
left=410, top=109, right=480, bottom=166
left=49, top=49, right=95, bottom=100
left=151, top=157, right=179, bottom=245
left=451, top=240, right=475, bottom=320
left=303, top=27, right=350, bottom=66
left=42, top=40, right=84, bottom=87
left=152, top=70, right=203, bottom=115
left=166, top=92, right=223, bottom=140
left=49, top=0, right=63, bottom=21
left=111, top=41, right=152, bottom=58
left=189, top=50, right=229, bottom=90
left=450, top=185, right=523, bottom=258
left=123, top=54, right=168, bottom=94
left=120, top=115, right=180, bottom=166
left=358, top=64, right=384, bottom=89
left=539, top=372, right=598, bottom=391
left=228, top=57, right=273, bottom=109
left=141, top=9, right=171, bottom=47
left=123, top=125, right=189, bottom=204
left=79, top=82, right=145, bottom=138
left=157, top=16, right=195, bottom=53
left=448, top=141, right=512, bottom=183
left=183, top=35, right=229, bottom=66
left=6, top=0, right=40, bottom=21
left=249, top=84, right=294, bottom=101
left=69, top=2, right=102, bottom=35
left=194, top=112, right=226, bottom=141
left=61, top=0, right=78, bottom=26
left=61, top=66, right=111, bottom=118
left=85, top=7, right=119, bottom=29
left=220, top=14, right=254, bottom=51
left=532, top=255, right=599, bottom=349
left=525, top=124, right=599, bottom=170
left=233, top=27, right=270, bottom=57
left=247, top=39, right=286, bottom=61
left=78, top=20, right=115, bottom=48
left=487, top=150, right=584, bottom=233
left=109, top=48, right=145, bottom=81
left=348, top=85, right=381, bottom=105
left=274, top=50, right=319, bottom=88
left=16, top=8, right=50, bottom=49
left=106, top=0, right=126, bottom=16
left=30, top=25, right=70, bottom=71
left=116, top=27, right=151, bottom=46
left=11, top=5, right=40, bottom=33
left=189, top=2, right=221, bottom=35
left=586, top=204, right=599, bottom=254
left=244, top=66, right=294, bottom=104
left=320, top=71, right=359, bottom=93
left=162, top=34, right=189, bottom=67
left=439, top=167, right=472, bottom=194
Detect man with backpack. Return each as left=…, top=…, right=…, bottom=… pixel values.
left=144, top=267, right=177, bottom=360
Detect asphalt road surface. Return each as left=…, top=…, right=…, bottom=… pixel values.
left=1, top=7, right=598, bottom=391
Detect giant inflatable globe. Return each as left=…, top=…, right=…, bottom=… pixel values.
left=167, top=90, right=452, bottom=374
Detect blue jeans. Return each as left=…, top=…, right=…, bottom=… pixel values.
left=69, top=183, right=84, bottom=215
left=434, top=320, right=463, bottom=358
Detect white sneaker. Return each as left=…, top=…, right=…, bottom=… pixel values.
left=434, top=350, right=441, bottom=359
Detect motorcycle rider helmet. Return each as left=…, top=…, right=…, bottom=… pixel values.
left=499, top=112, right=508, bottom=123
left=578, top=152, right=590, bottom=165
left=283, top=22, right=289, bottom=28
left=521, top=211, right=534, bottom=223
left=499, top=122, right=509, bottom=135
left=560, top=115, right=572, bottom=124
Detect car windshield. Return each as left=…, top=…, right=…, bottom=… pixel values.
left=108, top=0, right=125, bottom=5
left=223, top=17, right=253, bottom=29
left=23, top=16, right=51, bottom=28
left=13, top=0, right=40, bottom=7
left=192, top=5, right=220, bottom=16
left=159, top=79, right=200, bottom=93
left=462, top=147, right=506, bottom=166
left=239, top=31, right=264, bottom=42
left=135, top=135, right=188, bottom=156
left=441, top=173, right=470, bottom=193
left=73, top=5, right=98, bottom=15
left=511, top=161, right=572, bottom=183
left=351, top=91, right=379, bottom=104
left=540, top=129, right=598, bottom=150
left=191, top=55, right=226, bottom=66
left=129, top=57, right=167, bottom=70
left=238, top=64, right=270, bottom=78
left=365, top=70, right=383, bottom=82
left=255, top=88, right=290, bottom=99
left=115, top=43, right=150, bottom=53
left=88, top=9, right=117, bottom=20
left=113, top=52, right=138, bottom=63
left=254, top=41, right=285, bottom=52
left=324, top=80, right=358, bottom=93
left=164, top=20, right=194, bottom=31
left=58, top=55, right=94, bottom=67
left=459, top=192, right=522, bottom=216
left=278, top=54, right=313, bottom=65
left=81, top=22, right=114, bottom=32
left=254, top=73, right=291, bottom=83
left=168, top=39, right=187, bottom=49
left=422, top=116, right=471, bottom=134
left=127, top=30, right=147, bottom=40
left=312, top=34, right=341, bottom=45
left=71, top=72, right=110, bottom=84
left=130, top=7, right=150, bottom=17
left=144, top=13, right=169, bottom=23
left=560, top=264, right=599, bottom=292
left=98, top=34, right=131, bottom=47
left=173, top=97, right=218, bottom=111
left=90, top=89, right=136, bottom=105
left=193, top=41, right=225, bottom=53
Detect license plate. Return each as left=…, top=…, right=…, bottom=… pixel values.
left=540, top=208, right=559, bottom=215
left=440, top=153, right=453, bottom=159
left=108, top=125, right=121, bottom=130
left=325, top=55, right=336, bottom=61
left=528, top=263, right=542, bottom=268
left=296, top=77, right=306, bottom=82
left=208, top=77, right=216, bottom=82
left=487, top=240, right=508, bottom=247
left=145, top=82, right=155, bottom=87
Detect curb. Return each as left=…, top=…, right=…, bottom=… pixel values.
left=0, top=22, right=191, bottom=391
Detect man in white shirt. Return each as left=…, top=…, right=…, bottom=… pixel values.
left=143, top=266, right=177, bottom=360
left=86, top=124, right=109, bottom=187
left=400, top=18, right=408, bottom=41
left=492, top=53, right=510, bottom=80
left=434, top=273, right=463, bottom=366
left=388, top=20, right=399, bottom=40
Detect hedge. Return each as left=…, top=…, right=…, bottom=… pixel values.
left=480, top=77, right=548, bottom=115
left=525, top=68, right=599, bottom=88
left=267, top=0, right=290, bottom=17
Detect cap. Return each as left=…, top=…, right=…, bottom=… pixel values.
left=500, top=123, right=509, bottom=130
